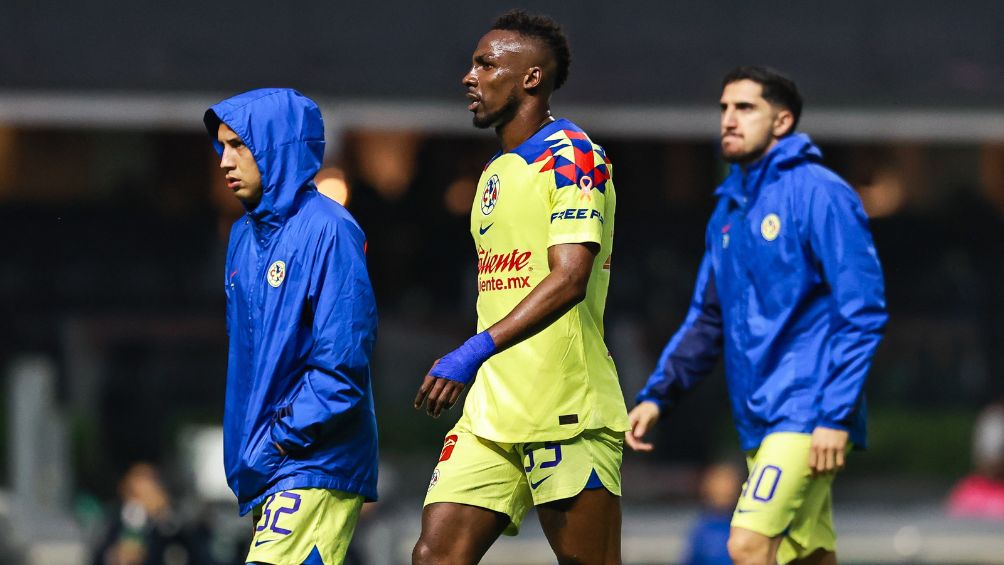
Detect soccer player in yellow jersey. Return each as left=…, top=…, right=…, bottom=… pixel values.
left=411, top=10, right=629, bottom=565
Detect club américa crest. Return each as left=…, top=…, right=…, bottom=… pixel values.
left=481, top=174, right=500, bottom=215
left=266, top=260, right=286, bottom=288
left=761, top=213, right=781, bottom=241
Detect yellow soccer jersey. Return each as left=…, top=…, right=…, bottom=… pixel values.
left=459, top=118, right=629, bottom=443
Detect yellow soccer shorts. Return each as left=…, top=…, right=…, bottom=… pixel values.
left=732, top=432, right=851, bottom=564
left=423, top=422, right=623, bottom=535
left=247, top=488, right=364, bottom=565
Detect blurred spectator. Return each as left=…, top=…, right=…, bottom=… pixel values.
left=92, top=463, right=217, bottom=565
left=315, top=166, right=351, bottom=206
left=946, top=403, right=1004, bottom=518
left=680, top=461, right=743, bottom=565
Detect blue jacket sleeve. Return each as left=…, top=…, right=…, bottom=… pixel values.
left=635, top=251, right=724, bottom=411
left=806, top=181, right=887, bottom=430
left=271, top=218, right=378, bottom=452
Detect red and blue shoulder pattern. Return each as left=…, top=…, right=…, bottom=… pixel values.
left=486, top=119, right=611, bottom=193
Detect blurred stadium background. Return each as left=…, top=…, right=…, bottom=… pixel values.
left=2, top=1, right=1003, bottom=563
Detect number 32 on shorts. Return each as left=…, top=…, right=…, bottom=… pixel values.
left=256, top=492, right=302, bottom=535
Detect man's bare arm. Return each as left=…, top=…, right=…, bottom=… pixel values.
left=414, top=242, right=598, bottom=417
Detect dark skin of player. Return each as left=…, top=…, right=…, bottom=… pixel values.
left=411, top=29, right=622, bottom=565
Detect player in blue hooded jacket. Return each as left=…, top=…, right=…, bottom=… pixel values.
left=205, top=88, right=378, bottom=565
left=627, top=68, right=887, bottom=565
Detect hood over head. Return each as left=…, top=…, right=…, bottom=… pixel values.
left=205, top=88, right=325, bottom=230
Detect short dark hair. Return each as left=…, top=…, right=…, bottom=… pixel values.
left=722, top=66, right=802, bottom=133
left=492, top=10, right=571, bottom=90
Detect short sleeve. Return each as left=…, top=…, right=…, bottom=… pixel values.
left=545, top=140, right=612, bottom=248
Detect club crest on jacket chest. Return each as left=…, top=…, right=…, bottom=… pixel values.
left=760, top=213, right=781, bottom=241
left=266, top=260, right=286, bottom=287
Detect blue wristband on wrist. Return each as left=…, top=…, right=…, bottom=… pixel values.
left=429, top=331, right=497, bottom=385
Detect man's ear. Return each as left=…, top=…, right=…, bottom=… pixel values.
left=524, top=66, right=543, bottom=90
left=773, top=109, right=795, bottom=137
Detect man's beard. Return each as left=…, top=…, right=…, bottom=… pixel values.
left=473, top=92, right=520, bottom=129
left=722, top=136, right=772, bottom=165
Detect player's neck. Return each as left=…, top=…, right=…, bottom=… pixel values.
left=497, top=105, right=555, bottom=152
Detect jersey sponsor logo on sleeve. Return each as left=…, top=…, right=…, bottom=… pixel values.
left=550, top=208, right=604, bottom=223
left=266, top=260, right=286, bottom=287
left=481, top=174, right=500, bottom=215
left=427, top=468, right=440, bottom=491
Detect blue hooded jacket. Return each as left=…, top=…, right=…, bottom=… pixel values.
left=205, top=89, right=379, bottom=515
left=637, top=133, right=887, bottom=451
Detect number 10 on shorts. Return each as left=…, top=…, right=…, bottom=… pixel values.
left=742, top=464, right=782, bottom=503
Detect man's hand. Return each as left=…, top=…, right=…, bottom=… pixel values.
left=625, top=401, right=661, bottom=452
left=413, top=361, right=466, bottom=419
left=413, top=332, right=496, bottom=418
left=808, top=426, right=848, bottom=475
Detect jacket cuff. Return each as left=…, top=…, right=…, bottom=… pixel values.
left=817, top=419, right=850, bottom=432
